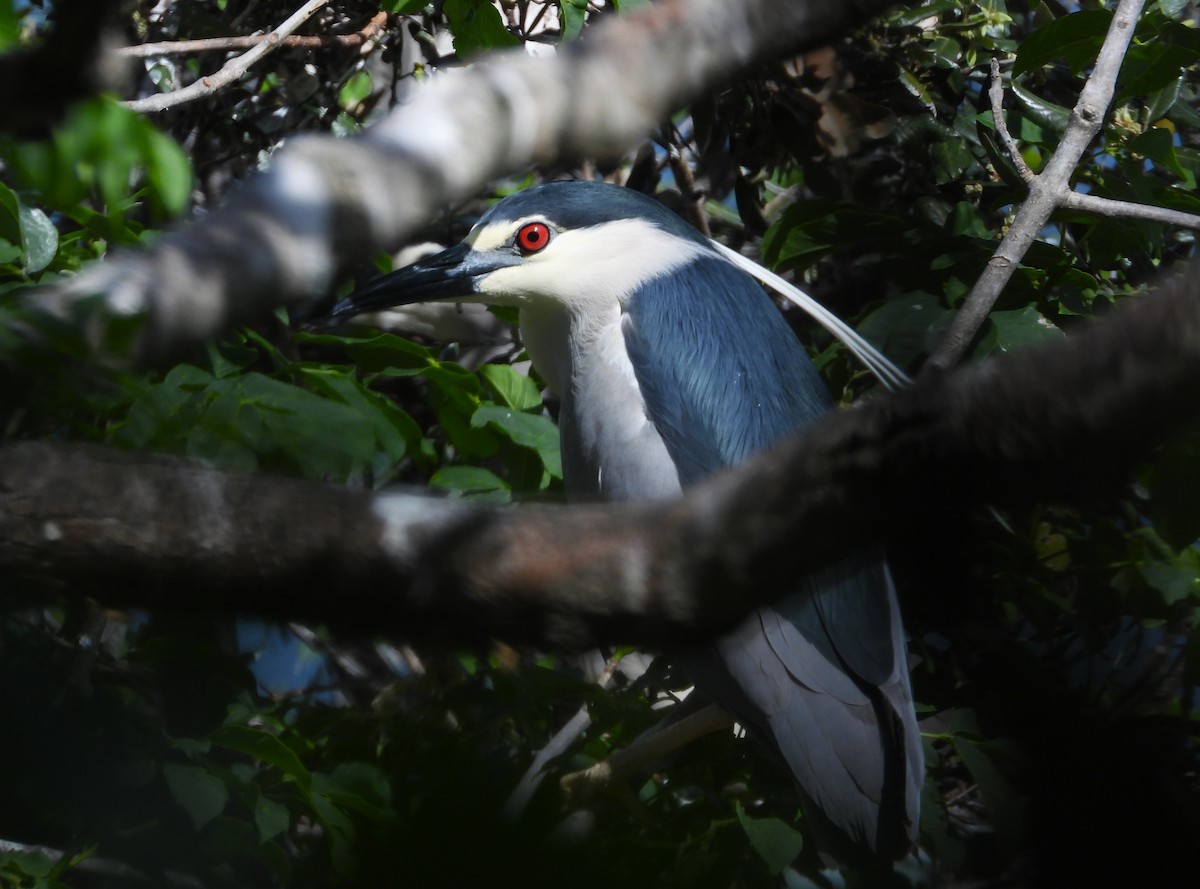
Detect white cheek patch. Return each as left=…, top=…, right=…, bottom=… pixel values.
left=476, top=218, right=711, bottom=309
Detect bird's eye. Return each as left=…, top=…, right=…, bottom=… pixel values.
left=515, top=222, right=551, bottom=254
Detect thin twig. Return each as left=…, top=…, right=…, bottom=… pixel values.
left=503, top=654, right=625, bottom=819
left=988, top=57, right=1035, bottom=183
left=116, top=11, right=387, bottom=58
left=125, top=0, right=332, bottom=114
left=1059, top=190, right=1200, bottom=228
left=560, top=703, right=733, bottom=801
left=666, top=142, right=711, bottom=238
left=927, top=0, right=1147, bottom=372
left=987, top=55, right=1200, bottom=229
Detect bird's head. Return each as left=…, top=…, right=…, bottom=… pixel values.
left=329, top=181, right=714, bottom=321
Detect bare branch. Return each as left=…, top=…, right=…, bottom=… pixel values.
left=1059, top=190, right=1200, bottom=228
left=6, top=267, right=1200, bottom=648
left=116, top=11, right=388, bottom=59
left=504, top=655, right=624, bottom=820
left=988, top=53, right=1200, bottom=230
left=988, top=57, right=1035, bottom=183
left=928, top=0, right=1147, bottom=372
left=124, top=0, right=332, bottom=114
left=561, top=704, right=732, bottom=803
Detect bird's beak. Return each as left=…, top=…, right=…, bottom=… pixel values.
left=329, top=242, right=519, bottom=321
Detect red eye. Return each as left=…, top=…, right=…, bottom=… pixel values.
left=516, top=222, right=551, bottom=254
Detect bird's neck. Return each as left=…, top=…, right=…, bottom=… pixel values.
left=519, top=301, right=597, bottom=401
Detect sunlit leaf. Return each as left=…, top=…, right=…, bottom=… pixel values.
left=429, top=464, right=510, bottom=498
left=560, top=0, right=588, bottom=41
left=444, top=0, right=520, bottom=56
left=480, top=362, right=542, bottom=411
left=472, top=404, right=562, bottom=478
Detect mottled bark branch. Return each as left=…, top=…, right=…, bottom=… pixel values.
left=36, top=0, right=896, bottom=365
left=5, top=267, right=1199, bottom=649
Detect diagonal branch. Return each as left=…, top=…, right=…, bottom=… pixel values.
left=988, top=57, right=1200, bottom=230
left=125, top=0, right=332, bottom=114
left=5, top=265, right=1200, bottom=649
left=927, top=0, right=1147, bottom=372
left=37, top=0, right=896, bottom=366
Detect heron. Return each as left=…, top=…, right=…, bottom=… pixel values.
left=330, top=180, right=923, bottom=857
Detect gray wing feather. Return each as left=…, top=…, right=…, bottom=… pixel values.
left=621, top=255, right=922, bottom=854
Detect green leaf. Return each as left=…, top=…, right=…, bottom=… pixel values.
left=140, top=127, right=193, bottom=218
left=559, top=0, right=588, bottom=41
left=318, top=762, right=394, bottom=820
left=299, top=368, right=420, bottom=469
left=383, top=0, right=429, bottom=11
left=4, top=97, right=191, bottom=224
left=0, top=2, right=20, bottom=50
left=735, top=802, right=804, bottom=875
left=1010, top=83, right=1070, bottom=136
left=208, top=726, right=312, bottom=792
left=339, top=70, right=373, bottom=109
left=234, top=372, right=378, bottom=479
left=763, top=201, right=913, bottom=272
left=1120, top=24, right=1200, bottom=97
left=0, top=239, right=20, bottom=266
left=0, top=182, right=57, bottom=273
left=480, top=363, right=542, bottom=411
left=17, top=202, right=58, bottom=274
left=1014, top=10, right=1112, bottom=77
left=887, top=0, right=963, bottom=29
left=857, top=293, right=953, bottom=369
left=1129, top=127, right=1189, bottom=181
left=309, top=772, right=359, bottom=877
left=163, top=763, right=229, bottom=831
left=1138, top=556, right=1199, bottom=604
left=932, top=137, right=974, bottom=185
left=986, top=305, right=1063, bottom=354
left=471, top=404, right=562, bottom=478
left=444, top=0, right=520, bottom=57
left=254, top=795, right=291, bottom=843
left=430, top=465, right=511, bottom=497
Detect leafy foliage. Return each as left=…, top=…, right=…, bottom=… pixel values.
left=0, top=1, right=1198, bottom=887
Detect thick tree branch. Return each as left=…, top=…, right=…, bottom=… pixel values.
left=5, top=268, right=1200, bottom=649
left=37, top=0, right=896, bottom=365
left=928, top=0, right=1146, bottom=371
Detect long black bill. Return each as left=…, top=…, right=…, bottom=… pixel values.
left=329, top=242, right=518, bottom=322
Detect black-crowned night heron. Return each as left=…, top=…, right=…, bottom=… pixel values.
left=331, top=180, right=923, bottom=857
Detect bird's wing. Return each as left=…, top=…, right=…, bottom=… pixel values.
left=621, top=255, right=921, bottom=852
left=620, top=255, right=894, bottom=679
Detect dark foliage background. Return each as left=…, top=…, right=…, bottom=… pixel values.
left=0, top=1, right=1197, bottom=886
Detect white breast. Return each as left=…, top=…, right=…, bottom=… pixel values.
left=521, top=303, right=681, bottom=502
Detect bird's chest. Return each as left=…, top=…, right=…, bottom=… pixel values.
left=520, top=308, right=680, bottom=502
